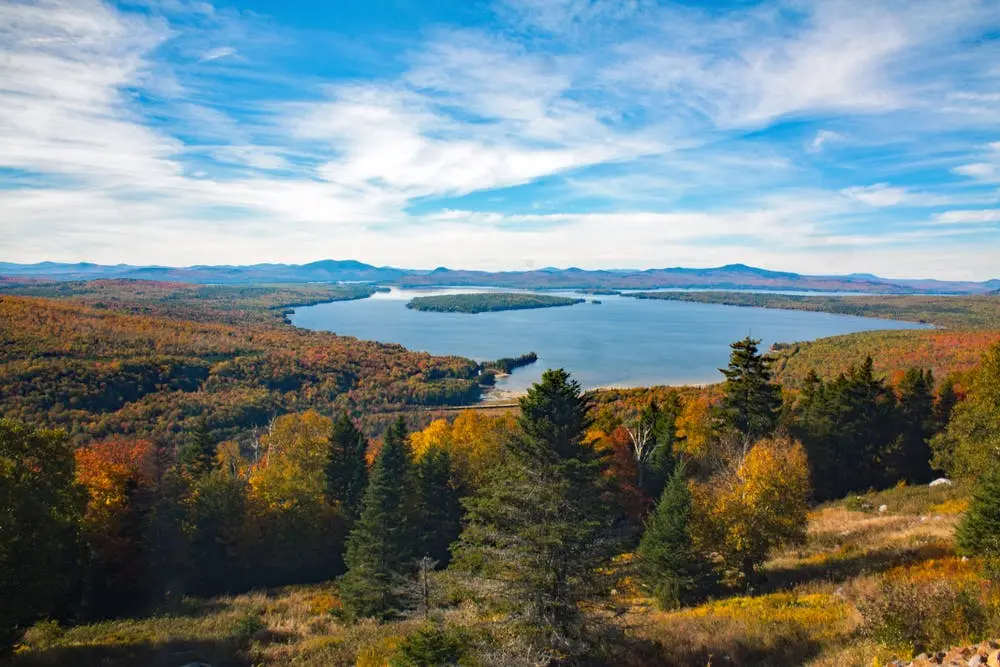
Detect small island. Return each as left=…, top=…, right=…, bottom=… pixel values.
left=406, top=292, right=585, bottom=314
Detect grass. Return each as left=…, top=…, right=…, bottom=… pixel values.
left=619, top=482, right=987, bottom=666
left=6, top=484, right=987, bottom=667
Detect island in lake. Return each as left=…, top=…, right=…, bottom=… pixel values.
left=406, top=292, right=585, bottom=314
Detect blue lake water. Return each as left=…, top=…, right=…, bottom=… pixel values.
left=290, top=288, right=930, bottom=392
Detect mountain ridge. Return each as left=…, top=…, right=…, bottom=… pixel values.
left=0, top=260, right=997, bottom=294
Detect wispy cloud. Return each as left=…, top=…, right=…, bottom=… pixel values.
left=1, top=0, right=999, bottom=278
left=934, top=209, right=1000, bottom=224
left=199, top=45, right=236, bottom=62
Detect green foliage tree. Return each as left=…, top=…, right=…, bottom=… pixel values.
left=931, top=342, right=1000, bottom=479
left=894, top=368, right=935, bottom=483
left=0, top=420, right=83, bottom=652
left=178, top=417, right=217, bottom=478
left=415, top=446, right=462, bottom=567
left=719, top=337, right=782, bottom=441
left=636, top=463, right=710, bottom=609
left=340, top=417, right=413, bottom=619
left=791, top=359, right=903, bottom=500
left=955, top=464, right=1000, bottom=562
left=325, top=413, right=369, bottom=522
left=454, top=369, right=614, bottom=647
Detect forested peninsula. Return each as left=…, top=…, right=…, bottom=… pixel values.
left=406, top=292, right=585, bottom=313
left=628, top=291, right=1000, bottom=329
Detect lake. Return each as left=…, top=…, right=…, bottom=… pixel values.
left=290, top=287, right=930, bottom=392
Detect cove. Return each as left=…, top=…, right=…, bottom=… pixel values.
left=290, top=287, right=930, bottom=393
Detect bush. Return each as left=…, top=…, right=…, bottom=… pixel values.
left=859, top=566, right=997, bottom=655
left=391, top=624, right=467, bottom=666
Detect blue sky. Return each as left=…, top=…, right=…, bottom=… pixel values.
left=1, top=0, right=1000, bottom=279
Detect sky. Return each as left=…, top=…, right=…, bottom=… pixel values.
left=1, top=0, right=1000, bottom=279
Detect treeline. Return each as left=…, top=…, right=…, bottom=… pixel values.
left=478, top=351, right=538, bottom=383
left=627, top=291, right=1000, bottom=329
left=406, top=292, right=584, bottom=314
left=772, top=328, right=1000, bottom=388
left=0, top=278, right=379, bottom=325
left=6, top=337, right=1000, bottom=660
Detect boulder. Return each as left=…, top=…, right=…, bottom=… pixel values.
left=930, top=478, right=953, bottom=487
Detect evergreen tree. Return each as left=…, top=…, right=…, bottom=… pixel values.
left=639, top=395, right=681, bottom=501
left=895, top=368, right=935, bottom=483
left=178, top=418, right=217, bottom=477
left=956, top=464, right=1000, bottom=559
left=719, top=337, right=782, bottom=441
left=636, top=463, right=710, bottom=609
left=847, top=357, right=900, bottom=489
left=340, top=417, right=413, bottom=620
left=325, top=412, right=369, bottom=522
left=933, top=378, right=959, bottom=432
left=415, top=446, right=462, bottom=567
left=454, top=369, right=614, bottom=646
left=0, top=420, right=84, bottom=652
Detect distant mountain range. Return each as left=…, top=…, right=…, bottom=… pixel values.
left=1, top=260, right=998, bottom=295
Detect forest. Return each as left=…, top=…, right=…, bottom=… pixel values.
left=4, top=280, right=1000, bottom=665
left=5, top=320, right=1000, bottom=665
left=406, top=293, right=585, bottom=314
left=627, top=291, right=1000, bottom=329
left=0, top=292, right=488, bottom=445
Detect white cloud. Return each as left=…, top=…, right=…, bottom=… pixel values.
left=1, top=0, right=1000, bottom=280
left=807, top=129, right=843, bottom=153
left=199, top=45, right=235, bottom=61
left=841, top=183, right=911, bottom=207
left=934, top=209, right=1000, bottom=224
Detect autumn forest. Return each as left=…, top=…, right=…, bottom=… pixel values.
left=3, top=279, right=1000, bottom=666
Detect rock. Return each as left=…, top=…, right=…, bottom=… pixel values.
left=879, top=504, right=889, bottom=513
left=930, top=477, right=953, bottom=487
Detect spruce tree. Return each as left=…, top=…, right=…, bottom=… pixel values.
left=896, top=368, right=934, bottom=483
left=178, top=417, right=217, bottom=477
left=340, top=417, right=413, bottom=620
left=325, top=412, right=369, bottom=522
left=956, top=464, right=1000, bottom=561
left=636, top=463, right=710, bottom=609
left=719, top=337, right=782, bottom=441
left=415, top=446, right=462, bottom=567
left=454, top=369, right=614, bottom=645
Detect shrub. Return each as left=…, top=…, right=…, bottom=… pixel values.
left=391, top=624, right=467, bottom=666
left=858, top=561, right=999, bottom=656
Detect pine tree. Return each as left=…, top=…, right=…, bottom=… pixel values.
left=178, top=417, right=217, bottom=477
left=956, top=464, right=1000, bottom=560
left=415, top=446, right=462, bottom=567
left=896, top=368, right=934, bottom=483
left=636, top=463, right=710, bottom=609
left=340, top=417, right=413, bottom=620
left=454, top=369, right=614, bottom=646
left=719, top=337, right=782, bottom=441
left=325, top=412, right=369, bottom=522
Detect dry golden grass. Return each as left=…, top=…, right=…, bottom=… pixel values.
left=7, top=484, right=977, bottom=667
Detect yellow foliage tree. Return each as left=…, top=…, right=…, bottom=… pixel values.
left=674, top=393, right=717, bottom=460
left=249, top=410, right=332, bottom=508
left=409, top=411, right=514, bottom=489
left=693, top=435, right=810, bottom=584
left=410, top=418, right=451, bottom=460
